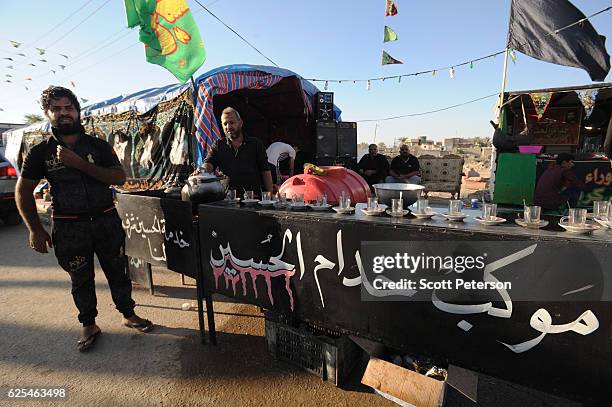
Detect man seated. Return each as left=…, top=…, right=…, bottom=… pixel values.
left=358, top=144, right=389, bottom=189
left=385, top=144, right=421, bottom=184
left=266, top=141, right=295, bottom=184
left=534, top=153, right=585, bottom=210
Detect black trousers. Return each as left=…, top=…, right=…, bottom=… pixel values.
left=52, top=212, right=135, bottom=326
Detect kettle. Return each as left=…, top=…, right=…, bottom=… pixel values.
left=181, top=173, right=228, bottom=204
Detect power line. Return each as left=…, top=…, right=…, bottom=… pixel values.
left=44, top=0, right=113, bottom=50
left=355, top=93, right=499, bottom=122
left=192, top=0, right=280, bottom=67
left=304, top=5, right=612, bottom=84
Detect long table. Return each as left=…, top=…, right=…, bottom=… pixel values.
left=198, top=202, right=612, bottom=404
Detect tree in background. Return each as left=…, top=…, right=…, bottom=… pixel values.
left=377, top=142, right=387, bottom=150
left=24, top=114, right=44, bottom=124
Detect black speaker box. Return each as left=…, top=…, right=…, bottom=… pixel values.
left=316, top=92, right=335, bottom=122
left=315, top=121, right=337, bottom=158
left=337, top=121, right=357, bottom=158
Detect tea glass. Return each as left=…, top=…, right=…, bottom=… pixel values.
left=316, top=193, right=328, bottom=206
left=416, top=198, right=429, bottom=214
left=292, top=193, right=304, bottom=205
left=367, top=196, right=378, bottom=210
left=339, top=194, right=351, bottom=210
left=244, top=190, right=254, bottom=201
left=524, top=205, right=541, bottom=225
left=482, top=203, right=498, bottom=220
left=449, top=200, right=463, bottom=215
left=568, top=208, right=587, bottom=226
left=593, top=201, right=609, bottom=218
left=262, top=191, right=272, bottom=202
left=391, top=198, right=404, bottom=214
left=227, top=189, right=237, bottom=201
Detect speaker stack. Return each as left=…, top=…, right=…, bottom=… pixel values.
left=315, top=92, right=335, bottom=122
left=314, top=92, right=358, bottom=167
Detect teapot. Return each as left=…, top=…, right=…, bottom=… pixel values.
left=181, top=173, right=228, bottom=204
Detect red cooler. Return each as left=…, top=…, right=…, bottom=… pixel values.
left=279, top=166, right=371, bottom=205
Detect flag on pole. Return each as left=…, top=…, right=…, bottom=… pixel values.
left=507, top=0, right=610, bottom=81
left=383, top=26, right=398, bottom=42
left=385, top=0, right=398, bottom=17
left=529, top=92, right=553, bottom=120
left=124, top=0, right=206, bottom=83
left=382, top=50, right=403, bottom=65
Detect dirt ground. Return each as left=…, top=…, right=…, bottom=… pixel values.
left=0, top=223, right=393, bottom=407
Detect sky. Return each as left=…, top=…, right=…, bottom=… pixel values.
left=0, top=0, right=610, bottom=146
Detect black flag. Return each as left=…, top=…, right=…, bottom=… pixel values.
left=508, top=0, right=610, bottom=81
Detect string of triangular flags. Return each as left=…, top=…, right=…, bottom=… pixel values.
left=525, top=89, right=602, bottom=121
left=382, top=0, right=402, bottom=66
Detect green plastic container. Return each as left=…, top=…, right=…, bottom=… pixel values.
left=494, top=153, right=536, bottom=205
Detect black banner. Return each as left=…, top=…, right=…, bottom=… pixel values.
left=117, top=194, right=197, bottom=278
left=198, top=205, right=612, bottom=403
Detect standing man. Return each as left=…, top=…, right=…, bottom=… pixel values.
left=386, top=144, right=421, bottom=184
left=15, top=86, right=153, bottom=352
left=203, top=107, right=273, bottom=195
left=358, top=144, right=389, bottom=189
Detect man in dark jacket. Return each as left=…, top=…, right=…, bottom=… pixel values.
left=358, top=144, right=389, bottom=189
left=16, top=86, right=153, bottom=352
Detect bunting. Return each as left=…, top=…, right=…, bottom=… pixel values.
left=576, top=89, right=599, bottom=119
left=385, top=0, right=398, bottom=16
left=529, top=92, right=554, bottom=120
left=382, top=50, right=403, bottom=65
left=9, top=41, right=21, bottom=48
left=383, top=26, right=398, bottom=42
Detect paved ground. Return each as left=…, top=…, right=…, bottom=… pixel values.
left=0, top=223, right=392, bottom=407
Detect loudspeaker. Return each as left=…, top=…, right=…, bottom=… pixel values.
left=316, top=92, right=334, bottom=121
left=315, top=121, right=337, bottom=158
left=337, top=121, right=357, bottom=158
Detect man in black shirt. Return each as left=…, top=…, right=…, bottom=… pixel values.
left=358, top=144, right=389, bottom=188
left=16, top=86, right=153, bottom=352
left=386, top=144, right=421, bottom=184
left=203, top=107, right=273, bottom=195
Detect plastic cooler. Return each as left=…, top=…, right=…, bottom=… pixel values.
left=278, top=166, right=371, bottom=205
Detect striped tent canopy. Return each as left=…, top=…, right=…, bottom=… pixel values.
left=193, top=64, right=341, bottom=164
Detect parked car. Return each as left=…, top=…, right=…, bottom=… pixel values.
left=0, top=152, right=22, bottom=225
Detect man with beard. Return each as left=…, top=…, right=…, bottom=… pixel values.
left=386, top=144, right=421, bottom=184
left=202, top=107, right=273, bottom=195
left=358, top=144, right=389, bottom=189
left=15, top=86, right=153, bottom=352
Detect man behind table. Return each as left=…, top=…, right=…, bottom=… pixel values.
left=358, top=143, right=389, bottom=189
left=202, top=107, right=273, bottom=196
left=15, top=86, right=153, bottom=352
left=386, top=144, right=421, bottom=184
left=534, top=153, right=585, bottom=211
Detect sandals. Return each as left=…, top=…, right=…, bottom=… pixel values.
left=123, top=318, right=154, bottom=333
left=77, top=327, right=101, bottom=352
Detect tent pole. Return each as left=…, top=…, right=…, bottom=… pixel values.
left=497, top=48, right=510, bottom=122
left=490, top=47, right=510, bottom=203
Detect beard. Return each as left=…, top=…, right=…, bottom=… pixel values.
left=52, top=116, right=81, bottom=135
left=227, top=128, right=242, bottom=140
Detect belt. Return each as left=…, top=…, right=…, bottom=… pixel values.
left=52, top=206, right=117, bottom=222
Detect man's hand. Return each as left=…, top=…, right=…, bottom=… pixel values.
left=57, top=146, right=85, bottom=170
left=29, top=228, right=52, bottom=253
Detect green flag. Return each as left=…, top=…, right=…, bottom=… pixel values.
left=124, top=0, right=206, bottom=83
left=382, top=50, right=403, bottom=65
left=383, top=26, right=398, bottom=43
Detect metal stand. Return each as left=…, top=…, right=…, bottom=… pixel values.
left=194, top=221, right=216, bottom=345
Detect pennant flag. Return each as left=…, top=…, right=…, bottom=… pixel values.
left=25, top=77, right=32, bottom=81
left=59, top=65, right=66, bottom=70
left=449, top=67, right=455, bottom=79
left=9, top=40, right=20, bottom=48
left=576, top=89, right=599, bottom=119
left=5, top=80, right=12, bottom=83
left=71, top=81, right=76, bottom=88
left=507, top=0, right=610, bottom=81
left=530, top=92, right=553, bottom=120
left=385, top=0, right=398, bottom=17
left=17, top=53, right=26, bottom=57
left=124, top=0, right=207, bottom=83
left=509, top=49, right=517, bottom=63
left=50, top=69, right=56, bottom=74
left=0, top=107, right=4, bottom=111
left=5, top=74, right=11, bottom=77
left=36, top=47, right=46, bottom=55
left=80, top=98, right=89, bottom=104
left=6, top=65, right=13, bottom=69
left=382, top=50, right=403, bottom=65
left=59, top=53, right=69, bottom=59
left=39, top=59, right=47, bottom=63
left=3, top=57, right=14, bottom=61
left=28, top=63, right=36, bottom=67
left=383, top=26, right=398, bottom=42
left=25, top=86, right=29, bottom=91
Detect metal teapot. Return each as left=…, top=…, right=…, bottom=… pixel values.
left=180, top=173, right=227, bottom=204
